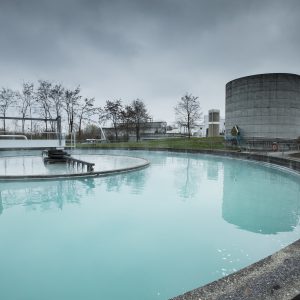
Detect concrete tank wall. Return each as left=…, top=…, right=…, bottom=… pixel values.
left=225, top=73, right=300, bottom=140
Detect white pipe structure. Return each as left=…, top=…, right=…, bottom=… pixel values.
left=0, top=135, right=27, bottom=140
left=99, top=126, right=107, bottom=141
left=0, top=115, right=64, bottom=148
left=0, top=139, right=65, bottom=148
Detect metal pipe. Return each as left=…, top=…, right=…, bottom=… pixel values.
left=0, top=135, right=27, bottom=140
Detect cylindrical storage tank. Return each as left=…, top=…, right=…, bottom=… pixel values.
left=225, top=73, right=300, bottom=140
left=208, top=109, right=220, bottom=137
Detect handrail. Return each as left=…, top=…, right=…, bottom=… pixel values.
left=66, top=157, right=95, bottom=172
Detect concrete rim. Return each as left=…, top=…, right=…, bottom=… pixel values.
left=225, top=72, right=300, bottom=87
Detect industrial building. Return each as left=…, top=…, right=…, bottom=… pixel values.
left=225, top=73, right=300, bottom=145
left=208, top=109, right=220, bottom=137
left=194, top=112, right=225, bottom=137
left=103, top=121, right=167, bottom=141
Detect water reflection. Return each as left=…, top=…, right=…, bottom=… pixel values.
left=222, top=161, right=300, bottom=234
left=0, top=168, right=148, bottom=214
left=174, top=157, right=202, bottom=199
left=0, top=193, right=3, bottom=215
left=102, top=169, right=147, bottom=194
left=0, top=178, right=94, bottom=213
left=173, top=155, right=222, bottom=199
left=206, top=159, right=221, bottom=181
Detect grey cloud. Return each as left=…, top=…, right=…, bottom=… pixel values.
left=0, top=0, right=299, bottom=122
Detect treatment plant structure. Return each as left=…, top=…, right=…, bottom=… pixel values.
left=225, top=73, right=300, bottom=149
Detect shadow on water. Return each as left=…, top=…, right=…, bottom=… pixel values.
left=222, top=160, right=300, bottom=234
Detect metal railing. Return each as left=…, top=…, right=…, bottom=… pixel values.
left=225, top=136, right=300, bottom=156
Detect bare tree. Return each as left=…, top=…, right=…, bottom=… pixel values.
left=130, top=99, right=149, bottom=141
left=120, top=105, right=134, bottom=141
left=50, top=84, right=64, bottom=118
left=36, top=80, right=53, bottom=131
left=77, top=97, right=97, bottom=138
left=17, top=82, right=34, bottom=133
left=175, top=93, right=202, bottom=138
left=0, top=88, right=16, bottom=132
left=63, top=86, right=81, bottom=135
left=98, top=107, right=107, bottom=126
left=103, top=99, right=123, bottom=140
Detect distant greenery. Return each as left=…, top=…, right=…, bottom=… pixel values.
left=75, top=137, right=229, bottom=150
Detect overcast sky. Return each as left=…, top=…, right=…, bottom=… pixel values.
left=0, top=0, right=300, bottom=123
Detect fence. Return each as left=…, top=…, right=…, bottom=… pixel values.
left=225, top=136, right=300, bottom=155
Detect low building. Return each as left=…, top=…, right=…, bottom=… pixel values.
left=140, top=121, right=167, bottom=134
left=103, top=121, right=167, bottom=141
left=208, top=109, right=220, bottom=137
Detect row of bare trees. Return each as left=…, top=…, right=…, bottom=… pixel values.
left=0, top=80, right=201, bottom=141
left=0, top=80, right=150, bottom=141
left=101, top=94, right=202, bottom=141
left=0, top=80, right=97, bottom=136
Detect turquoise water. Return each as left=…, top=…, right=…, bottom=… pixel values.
left=0, top=150, right=300, bottom=300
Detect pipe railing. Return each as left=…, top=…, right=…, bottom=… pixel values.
left=0, top=134, right=27, bottom=140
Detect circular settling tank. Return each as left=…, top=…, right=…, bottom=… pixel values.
left=0, top=149, right=299, bottom=300
left=0, top=154, right=149, bottom=179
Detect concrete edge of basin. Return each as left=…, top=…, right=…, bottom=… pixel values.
left=170, top=238, right=300, bottom=300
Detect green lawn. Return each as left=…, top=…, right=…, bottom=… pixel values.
left=75, top=137, right=229, bottom=150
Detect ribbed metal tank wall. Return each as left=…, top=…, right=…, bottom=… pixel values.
left=225, top=73, right=300, bottom=140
